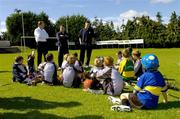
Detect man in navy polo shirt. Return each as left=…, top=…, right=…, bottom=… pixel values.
left=79, top=21, right=94, bottom=67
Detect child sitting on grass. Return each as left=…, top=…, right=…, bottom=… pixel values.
left=73, top=52, right=84, bottom=73
left=118, top=49, right=135, bottom=82
left=93, top=56, right=124, bottom=96
left=132, top=50, right=143, bottom=78
left=116, top=51, right=123, bottom=66
left=27, top=51, right=35, bottom=76
left=61, top=54, right=69, bottom=71
left=62, top=55, right=81, bottom=88
left=109, top=54, right=168, bottom=111
left=42, top=53, right=59, bottom=85
left=83, top=56, right=104, bottom=91
left=12, top=56, right=31, bottom=84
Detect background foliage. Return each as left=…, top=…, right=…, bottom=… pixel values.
left=2, top=10, right=180, bottom=47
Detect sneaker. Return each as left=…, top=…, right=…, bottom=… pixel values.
left=83, top=88, right=89, bottom=92
left=32, top=80, right=37, bottom=86
left=58, top=67, right=62, bottom=71
left=111, top=105, right=131, bottom=112
left=84, top=65, right=89, bottom=68
left=108, top=96, right=121, bottom=105
left=88, top=89, right=104, bottom=95
left=124, top=82, right=130, bottom=87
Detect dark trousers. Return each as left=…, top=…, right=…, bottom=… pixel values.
left=37, top=42, right=48, bottom=66
left=90, top=78, right=103, bottom=90
left=72, top=76, right=81, bottom=88
left=58, top=47, right=69, bottom=67
left=80, top=45, right=92, bottom=66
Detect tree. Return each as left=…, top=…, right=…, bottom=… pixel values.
left=56, top=15, right=88, bottom=43
left=91, top=17, right=117, bottom=41
left=37, top=12, right=55, bottom=37
left=166, top=11, right=179, bottom=47
left=156, top=12, right=163, bottom=23
left=6, top=10, right=55, bottom=45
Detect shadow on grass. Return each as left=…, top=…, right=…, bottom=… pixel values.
left=0, top=83, right=12, bottom=86
left=0, top=111, right=104, bottom=119
left=157, top=101, right=180, bottom=110
left=164, top=78, right=176, bottom=81
left=0, top=71, right=12, bottom=73
left=0, top=97, right=81, bottom=110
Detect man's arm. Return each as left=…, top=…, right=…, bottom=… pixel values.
left=34, top=29, right=41, bottom=40
left=44, top=29, right=49, bottom=39
left=79, top=29, right=82, bottom=45
left=56, top=32, right=61, bottom=46
left=91, top=28, right=95, bottom=44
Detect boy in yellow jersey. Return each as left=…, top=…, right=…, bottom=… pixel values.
left=118, top=49, right=135, bottom=82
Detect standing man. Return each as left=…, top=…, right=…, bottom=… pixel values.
left=56, top=25, right=69, bottom=68
left=79, top=21, right=94, bottom=67
left=34, top=21, right=49, bottom=66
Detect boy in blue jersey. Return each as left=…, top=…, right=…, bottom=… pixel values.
left=109, top=54, right=168, bottom=111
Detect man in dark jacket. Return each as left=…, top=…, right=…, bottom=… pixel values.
left=56, top=25, right=69, bottom=68
left=79, top=21, right=94, bottom=67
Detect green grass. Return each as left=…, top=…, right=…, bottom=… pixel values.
left=0, top=48, right=180, bottom=119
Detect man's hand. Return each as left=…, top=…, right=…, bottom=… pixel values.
left=79, top=38, right=82, bottom=45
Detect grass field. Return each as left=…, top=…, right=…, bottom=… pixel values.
left=0, top=48, right=180, bottom=119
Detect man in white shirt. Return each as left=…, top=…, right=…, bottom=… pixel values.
left=34, top=21, right=49, bottom=65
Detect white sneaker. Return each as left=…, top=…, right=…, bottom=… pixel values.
left=108, top=96, right=121, bottom=105
left=111, top=105, right=131, bottom=112
left=88, top=89, right=104, bottom=95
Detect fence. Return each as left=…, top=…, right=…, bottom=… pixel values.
left=21, top=36, right=144, bottom=49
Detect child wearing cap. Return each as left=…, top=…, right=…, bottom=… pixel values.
left=118, top=49, right=135, bottom=82
left=132, top=49, right=143, bottom=78
left=109, top=54, right=168, bottom=111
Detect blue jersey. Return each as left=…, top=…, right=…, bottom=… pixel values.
left=134, top=71, right=167, bottom=108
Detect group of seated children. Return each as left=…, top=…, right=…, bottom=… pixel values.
left=12, top=51, right=84, bottom=88
left=13, top=52, right=59, bottom=86
left=61, top=53, right=83, bottom=88
left=12, top=48, right=168, bottom=111
left=83, top=56, right=124, bottom=96
left=108, top=53, right=168, bottom=111
left=116, top=48, right=143, bottom=84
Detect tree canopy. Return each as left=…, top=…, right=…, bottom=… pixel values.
left=3, top=10, right=180, bottom=47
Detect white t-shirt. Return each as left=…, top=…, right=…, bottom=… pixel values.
left=90, top=66, right=103, bottom=77
left=61, top=60, right=68, bottom=70
left=62, top=65, right=75, bottom=87
left=74, top=60, right=83, bottom=72
left=34, top=27, right=49, bottom=42
left=43, top=62, right=55, bottom=83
